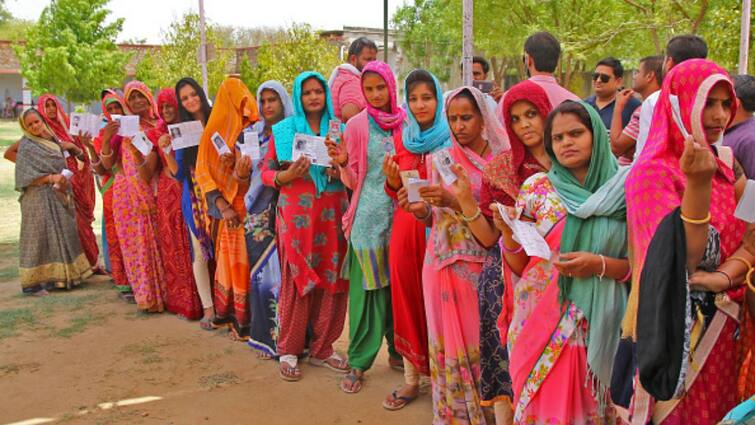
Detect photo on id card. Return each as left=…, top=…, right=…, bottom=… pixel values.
left=433, top=149, right=457, bottom=185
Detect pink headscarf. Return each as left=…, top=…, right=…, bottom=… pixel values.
left=428, top=86, right=509, bottom=269
left=361, top=61, right=406, bottom=132
left=623, top=59, right=744, bottom=338
left=443, top=86, right=509, bottom=179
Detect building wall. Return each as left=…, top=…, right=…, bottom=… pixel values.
left=0, top=73, right=22, bottom=106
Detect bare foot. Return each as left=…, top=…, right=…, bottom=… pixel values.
left=30, top=289, right=49, bottom=297
left=255, top=350, right=273, bottom=360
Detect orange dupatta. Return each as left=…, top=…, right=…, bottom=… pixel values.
left=195, top=77, right=259, bottom=209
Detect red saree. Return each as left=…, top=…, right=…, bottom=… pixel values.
left=147, top=88, right=202, bottom=320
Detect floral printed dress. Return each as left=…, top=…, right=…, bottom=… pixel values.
left=506, top=173, right=604, bottom=424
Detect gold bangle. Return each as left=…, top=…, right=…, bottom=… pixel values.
left=460, top=207, right=481, bottom=223
left=725, top=255, right=753, bottom=271
left=680, top=212, right=711, bottom=225
left=746, top=268, right=754, bottom=292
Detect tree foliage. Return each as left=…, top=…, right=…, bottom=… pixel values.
left=135, top=13, right=231, bottom=97
left=394, top=0, right=752, bottom=89
left=14, top=0, right=130, bottom=105
left=240, top=24, right=341, bottom=93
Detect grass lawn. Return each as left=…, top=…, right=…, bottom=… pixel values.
left=0, top=119, right=21, bottom=148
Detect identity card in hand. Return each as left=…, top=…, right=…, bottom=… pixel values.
left=328, top=119, right=341, bottom=142
left=496, top=203, right=551, bottom=259
left=669, top=95, right=691, bottom=140
left=131, top=131, right=153, bottom=157
left=406, top=177, right=429, bottom=203
left=292, top=133, right=331, bottom=167
left=69, top=113, right=99, bottom=136
left=382, top=136, right=396, bottom=155
left=734, top=179, right=755, bottom=223
left=239, top=131, right=261, bottom=161
left=210, top=131, right=231, bottom=156
left=169, top=120, right=204, bottom=150
left=400, top=170, right=420, bottom=188
left=111, top=115, right=140, bottom=137
left=433, top=149, right=457, bottom=185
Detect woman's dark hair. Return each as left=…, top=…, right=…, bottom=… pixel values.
left=175, top=77, right=212, bottom=124
left=447, top=88, right=481, bottom=115
left=175, top=77, right=212, bottom=169
left=405, top=69, right=436, bottom=98
left=543, top=101, right=593, bottom=157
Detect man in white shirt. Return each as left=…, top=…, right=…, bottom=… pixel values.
left=633, top=35, right=708, bottom=162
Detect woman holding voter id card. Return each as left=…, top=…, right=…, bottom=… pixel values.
left=409, top=86, right=506, bottom=424
left=101, top=81, right=168, bottom=313
left=261, top=71, right=349, bottom=382
left=380, top=69, right=450, bottom=410
left=15, top=108, right=92, bottom=295
left=37, top=94, right=100, bottom=272
left=148, top=88, right=203, bottom=321
left=245, top=80, right=293, bottom=360
left=492, top=101, right=629, bottom=423
left=624, top=59, right=751, bottom=424
left=92, top=89, right=131, bottom=299
left=170, top=77, right=217, bottom=330
left=452, top=80, right=553, bottom=424
left=329, top=61, right=404, bottom=394
left=196, top=77, right=257, bottom=340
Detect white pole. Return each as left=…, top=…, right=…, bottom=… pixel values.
left=462, top=0, right=473, bottom=86
left=198, top=0, right=209, bottom=97
left=739, top=0, right=751, bottom=74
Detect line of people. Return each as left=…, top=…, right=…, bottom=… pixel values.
left=9, top=32, right=755, bottom=424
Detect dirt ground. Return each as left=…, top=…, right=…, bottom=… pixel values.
left=0, top=272, right=434, bottom=425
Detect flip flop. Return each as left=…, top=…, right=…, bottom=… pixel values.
left=309, top=352, right=349, bottom=372
left=279, top=355, right=302, bottom=382
left=382, top=390, right=418, bottom=411
left=340, top=370, right=363, bottom=394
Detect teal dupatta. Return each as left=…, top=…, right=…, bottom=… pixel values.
left=271, top=71, right=343, bottom=197
left=547, top=101, right=629, bottom=401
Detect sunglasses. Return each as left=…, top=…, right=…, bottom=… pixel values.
left=591, top=72, right=612, bottom=83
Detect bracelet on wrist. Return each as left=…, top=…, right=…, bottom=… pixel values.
left=502, top=242, right=523, bottom=255
left=725, top=255, right=753, bottom=271
left=619, top=263, right=632, bottom=283
left=233, top=172, right=250, bottom=182
left=460, top=207, right=481, bottom=223
left=273, top=171, right=283, bottom=187
left=415, top=202, right=432, bottom=221
left=713, top=270, right=733, bottom=291
left=680, top=212, right=711, bottom=225
left=598, top=254, right=606, bottom=280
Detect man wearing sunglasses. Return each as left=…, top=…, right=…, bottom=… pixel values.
left=584, top=57, right=641, bottom=132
